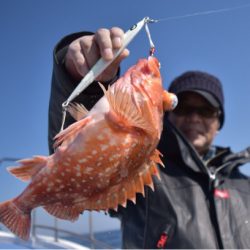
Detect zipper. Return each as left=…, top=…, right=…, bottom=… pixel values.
left=207, top=160, right=233, bottom=189
left=168, top=123, right=226, bottom=248
left=187, top=150, right=227, bottom=249
left=207, top=165, right=226, bottom=249
left=143, top=188, right=149, bottom=249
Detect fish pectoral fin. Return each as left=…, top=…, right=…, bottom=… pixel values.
left=67, top=102, right=89, bottom=121
left=99, top=83, right=154, bottom=134
left=43, top=203, right=81, bottom=221
left=53, top=116, right=92, bottom=148
left=7, top=156, right=47, bottom=182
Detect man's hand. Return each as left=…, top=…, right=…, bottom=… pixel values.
left=65, top=27, right=129, bottom=82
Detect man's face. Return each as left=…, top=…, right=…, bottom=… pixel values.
left=168, top=92, right=220, bottom=155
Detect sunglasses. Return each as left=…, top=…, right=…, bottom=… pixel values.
left=173, top=104, right=220, bottom=118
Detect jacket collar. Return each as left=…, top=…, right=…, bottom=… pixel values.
left=158, top=115, right=231, bottom=175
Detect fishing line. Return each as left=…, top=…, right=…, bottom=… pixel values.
left=60, top=3, right=250, bottom=132
left=153, top=2, right=250, bottom=22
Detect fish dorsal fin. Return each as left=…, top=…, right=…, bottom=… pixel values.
left=67, top=103, right=89, bottom=121
left=53, top=116, right=92, bottom=149
left=99, top=83, right=155, bottom=134
left=7, top=156, right=47, bottom=182
left=150, top=149, right=165, bottom=168
left=73, top=161, right=160, bottom=212
left=43, top=203, right=81, bottom=221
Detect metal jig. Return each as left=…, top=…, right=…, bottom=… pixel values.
left=60, top=17, right=157, bottom=131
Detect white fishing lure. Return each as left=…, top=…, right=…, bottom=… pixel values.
left=60, top=17, right=157, bottom=130
left=63, top=17, right=156, bottom=108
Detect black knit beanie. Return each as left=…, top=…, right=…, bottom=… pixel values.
left=168, top=71, right=225, bottom=129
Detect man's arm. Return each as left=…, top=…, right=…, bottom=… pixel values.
left=48, top=28, right=129, bottom=154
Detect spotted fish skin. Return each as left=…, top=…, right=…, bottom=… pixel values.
left=0, top=56, right=177, bottom=240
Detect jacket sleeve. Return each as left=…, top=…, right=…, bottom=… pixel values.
left=48, top=32, right=120, bottom=154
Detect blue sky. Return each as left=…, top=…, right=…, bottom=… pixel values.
left=0, top=0, right=250, bottom=236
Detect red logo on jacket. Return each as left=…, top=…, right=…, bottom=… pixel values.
left=157, top=232, right=168, bottom=248
left=214, top=189, right=230, bottom=199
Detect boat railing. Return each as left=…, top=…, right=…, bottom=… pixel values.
left=30, top=204, right=115, bottom=249
left=32, top=219, right=113, bottom=249
left=31, top=213, right=113, bottom=249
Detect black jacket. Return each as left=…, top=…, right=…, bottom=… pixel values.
left=48, top=32, right=250, bottom=249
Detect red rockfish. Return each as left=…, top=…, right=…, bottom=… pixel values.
left=0, top=56, right=177, bottom=240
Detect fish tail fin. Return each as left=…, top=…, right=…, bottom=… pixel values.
left=0, top=199, right=31, bottom=240
left=7, top=155, right=47, bottom=181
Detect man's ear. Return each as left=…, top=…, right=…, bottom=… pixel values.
left=216, top=118, right=220, bottom=133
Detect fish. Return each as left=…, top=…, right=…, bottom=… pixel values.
left=0, top=56, right=177, bottom=240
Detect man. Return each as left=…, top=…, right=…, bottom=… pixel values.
left=48, top=27, right=250, bottom=248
